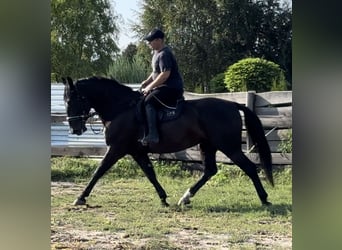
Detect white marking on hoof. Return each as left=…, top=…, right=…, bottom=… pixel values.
left=178, top=189, right=192, bottom=206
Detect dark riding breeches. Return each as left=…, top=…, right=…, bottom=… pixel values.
left=144, top=86, right=183, bottom=108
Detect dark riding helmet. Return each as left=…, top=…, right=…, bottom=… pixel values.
left=144, top=28, right=165, bottom=42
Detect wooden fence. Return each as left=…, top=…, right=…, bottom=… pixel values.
left=51, top=84, right=292, bottom=165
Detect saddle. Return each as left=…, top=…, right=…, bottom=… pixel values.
left=136, top=97, right=185, bottom=140
left=137, top=96, right=184, bottom=122
left=157, top=97, right=184, bottom=122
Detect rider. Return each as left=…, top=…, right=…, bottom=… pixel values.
left=140, top=28, right=184, bottom=145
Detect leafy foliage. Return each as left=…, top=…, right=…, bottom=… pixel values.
left=278, top=129, right=292, bottom=153
left=51, top=156, right=98, bottom=181
left=107, top=54, right=148, bottom=83
left=51, top=0, right=291, bottom=90
left=51, top=0, right=120, bottom=80
left=121, top=43, right=138, bottom=62
left=134, top=0, right=292, bottom=92
left=224, top=57, right=287, bottom=92
left=51, top=156, right=191, bottom=181
left=253, top=0, right=292, bottom=85
left=209, top=73, right=227, bottom=93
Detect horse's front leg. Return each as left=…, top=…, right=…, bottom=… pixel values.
left=73, top=146, right=124, bottom=205
left=131, top=153, right=169, bottom=206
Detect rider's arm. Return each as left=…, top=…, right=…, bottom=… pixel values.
left=148, top=70, right=170, bottom=89
left=141, top=72, right=154, bottom=88
left=142, top=70, right=170, bottom=95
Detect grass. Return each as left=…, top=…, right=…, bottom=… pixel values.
left=51, top=156, right=292, bottom=249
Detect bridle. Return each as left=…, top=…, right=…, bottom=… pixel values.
left=65, top=85, right=139, bottom=135
left=66, top=93, right=92, bottom=122
left=66, top=92, right=102, bottom=134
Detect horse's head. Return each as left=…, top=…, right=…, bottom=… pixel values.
left=62, top=77, right=91, bottom=135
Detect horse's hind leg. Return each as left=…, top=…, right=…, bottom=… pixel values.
left=132, top=153, right=168, bottom=206
left=226, top=150, right=271, bottom=205
left=178, top=144, right=217, bottom=206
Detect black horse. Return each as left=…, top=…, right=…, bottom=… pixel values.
left=62, top=76, right=274, bottom=207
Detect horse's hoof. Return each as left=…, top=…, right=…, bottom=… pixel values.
left=161, top=200, right=170, bottom=207
left=262, top=201, right=272, bottom=206
left=178, top=199, right=191, bottom=206
left=73, top=197, right=86, bottom=206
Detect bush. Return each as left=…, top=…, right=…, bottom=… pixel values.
left=209, top=73, right=227, bottom=93
left=278, top=129, right=292, bottom=153
left=51, top=156, right=98, bottom=181
left=51, top=156, right=191, bottom=181
left=154, top=161, right=192, bottom=178
left=107, top=55, right=148, bottom=83
left=224, top=58, right=287, bottom=92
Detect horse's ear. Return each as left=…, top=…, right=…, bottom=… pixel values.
left=61, top=77, right=67, bottom=85
left=65, top=76, right=75, bottom=90
left=67, top=77, right=73, bottom=84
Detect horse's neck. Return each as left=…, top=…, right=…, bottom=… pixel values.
left=88, top=90, right=140, bottom=122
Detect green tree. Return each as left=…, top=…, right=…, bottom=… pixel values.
left=135, top=42, right=153, bottom=75
left=213, top=0, right=292, bottom=90
left=51, top=0, right=120, bottom=80
left=167, top=0, right=219, bottom=92
left=121, top=43, right=138, bottom=62
left=209, top=73, right=227, bottom=93
left=214, top=0, right=258, bottom=64
left=134, top=0, right=291, bottom=92
left=253, top=0, right=292, bottom=86
left=224, top=57, right=286, bottom=92
left=135, top=0, right=219, bottom=92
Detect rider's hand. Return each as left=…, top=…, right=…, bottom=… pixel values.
left=142, top=86, right=152, bottom=96
left=140, top=80, right=148, bottom=93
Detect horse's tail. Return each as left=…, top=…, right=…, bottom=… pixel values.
left=238, top=104, right=274, bottom=187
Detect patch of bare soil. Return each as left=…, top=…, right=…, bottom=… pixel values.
left=51, top=228, right=140, bottom=250
left=51, top=182, right=291, bottom=249
left=51, top=228, right=291, bottom=250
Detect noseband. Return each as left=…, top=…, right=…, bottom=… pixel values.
left=66, top=93, right=97, bottom=123
left=66, top=113, right=95, bottom=122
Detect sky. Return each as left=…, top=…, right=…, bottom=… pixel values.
left=110, top=0, right=141, bottom=51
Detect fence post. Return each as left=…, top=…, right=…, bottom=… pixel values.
left=246, top=91, right=256, bottom=152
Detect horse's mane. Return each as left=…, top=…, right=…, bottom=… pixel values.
left=72, top=76, right=141, bottom=122
left=75, top=76, right=137, bottom=99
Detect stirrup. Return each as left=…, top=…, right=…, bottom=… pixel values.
left=138, top=135, right=149, bottom=146
left=140, top=134, right=159, bottom=145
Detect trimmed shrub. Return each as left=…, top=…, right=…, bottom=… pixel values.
left=224, top=58, right=287, bottom=92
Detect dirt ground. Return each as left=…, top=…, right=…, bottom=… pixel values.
left=51, top=182, right=292, bottom=249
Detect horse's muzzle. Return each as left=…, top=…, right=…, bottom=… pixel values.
left=71, top=126, right=87, bottom=135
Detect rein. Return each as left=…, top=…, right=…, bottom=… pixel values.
left=66, top=113, right=94, bottom=122
left=88, top=112, right=103, bottom=134
left=67, top=111, right=103, bottom=134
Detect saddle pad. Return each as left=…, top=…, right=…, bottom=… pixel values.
left=157, top=99, right=184, bottom=122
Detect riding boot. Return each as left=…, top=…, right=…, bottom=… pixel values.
left=141, top=104, right=159, bottom=145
